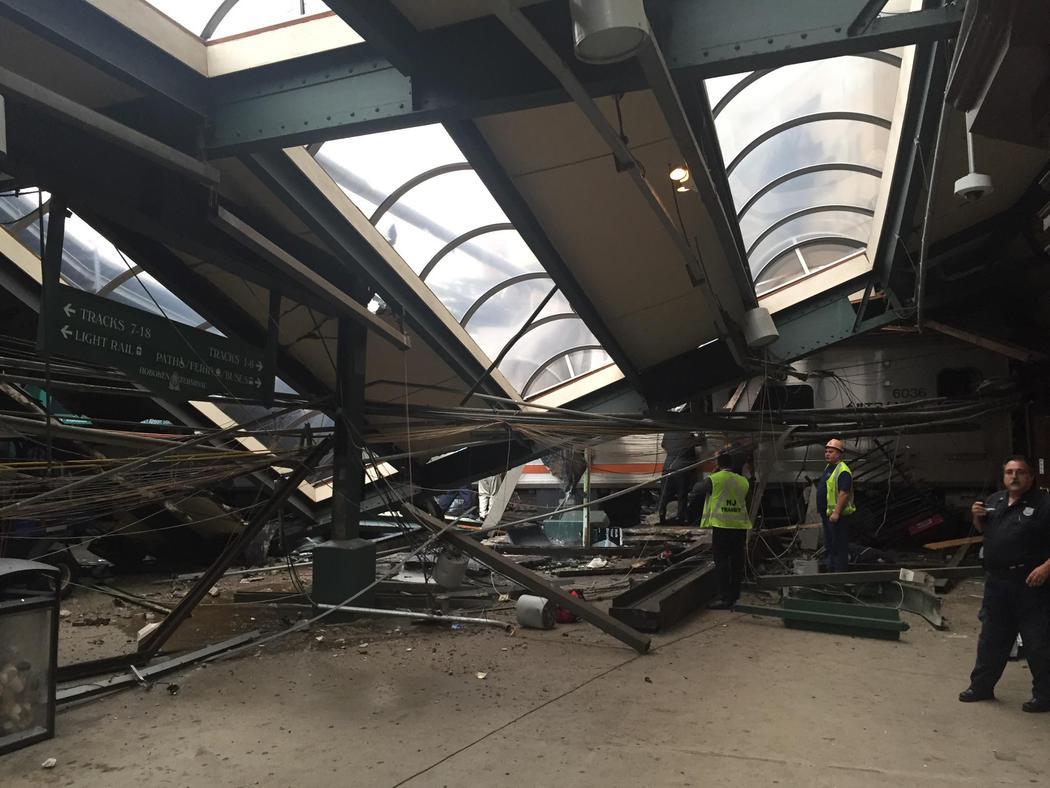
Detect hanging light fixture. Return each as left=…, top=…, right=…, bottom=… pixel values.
left=669, top=165, right=690, bottom=183
left=570, top=0, right=651, bottom=64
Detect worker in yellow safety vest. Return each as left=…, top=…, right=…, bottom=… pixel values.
left=819, top=437, right=855, bottom=572
left=698, top=449, right=751, bottom=609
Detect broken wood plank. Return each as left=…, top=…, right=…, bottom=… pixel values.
left=402, top=503, right=651, bottom=653
left=923, top=535, right=983, bottom=550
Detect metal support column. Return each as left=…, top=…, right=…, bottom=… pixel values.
left=312, top=315, right=377, bottom=606
left=332, top=315, right=367, bottom=541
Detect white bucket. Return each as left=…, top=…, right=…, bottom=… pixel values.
left=515, top=594, right=555, bottom=629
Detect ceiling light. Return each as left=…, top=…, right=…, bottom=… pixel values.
left=676, top=184, right=691, bottom=193
left=669, top=165, right=690, bottom=183
left=570, top=0, right=651, bottom=65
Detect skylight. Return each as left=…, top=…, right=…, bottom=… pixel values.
left=706, top=49, right=909, bottom=296
left=314, top=125, right=615, bottom=398
left=143, top=0, right=334, bottom=41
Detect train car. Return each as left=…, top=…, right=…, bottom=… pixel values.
left=512, top=334, right=1013, bottom=534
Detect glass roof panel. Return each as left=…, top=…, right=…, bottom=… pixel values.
left=424, top=231, right=545, bottom=323
left=141, top=0, right=340, bottom=40
left=374, top=170, right=509, bottom=273
left=751, top=211, right=873, bottom=276
left=315, top=124, right=614, bottom=398
left=705, top=73, right=750, bottom=109
left=461, top=277, right=558, bottom=361
left=715, top=56, right=899, bottom=165
left=706, top=49, right=908, bottom=293
left=536, top=291, right=576, bottom=320
left=728, top=120, right=890, bottom=207
left=316, top=126, right=466, bottom=217
left=142, top=0, right=218, bottom=35
left=210, top=0, right=331, bottom=40
left=739, top=169, right=881, bottom=248
left=496, top=318, right=602, bottom=395
left=755, top=242, right=864, bottom=296
left=522, top=348, right=610, bottom=399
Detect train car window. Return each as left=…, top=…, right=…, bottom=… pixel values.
left=752, top=383, right=815, bottom=410
left=937, top=367, right=982, bottom=398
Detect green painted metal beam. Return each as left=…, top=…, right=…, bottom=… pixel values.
left=205, top=1, right=961, bottom=154
left=735, top=595, right=909, bottom=640
left=768, top=279, right=901, bottom=361
left=208, top=49, right=419, bottom=154
left=657, top=0, right=962, bottom=82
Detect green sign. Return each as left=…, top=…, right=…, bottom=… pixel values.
left=43, top=284, right=271, bottom=401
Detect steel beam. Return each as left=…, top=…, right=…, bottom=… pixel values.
left=203, top=2, right=961, bottom=153
left=610, top=561, right=720, bottom=632
left=658, top=1, right=962, bottom=83
left=243, top=149, right=509, bottom=400
left=768, top=280, right=896, bottom=360
left=873, top=43, right=945, bottom=287
left=323, top=0, right=422, bottom=76
left=756, top=566, right=985, bottom=588
left=207, top=48, right=419, bottom=154
left=735, top=596, right=908, bottom=640
left=0, top=0, right=207, bottom=116
left=212, top=206, right=411, bottom=350
left=0, top=67, right=217, bottom=187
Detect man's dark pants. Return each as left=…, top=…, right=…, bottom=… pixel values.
left=658, top=467, right=694, bottom=523
left=711, top=527, right=747, bottom=604
left=821, top=513, right=851, bottom=572
left=969, top=570, right=1050, bottom=700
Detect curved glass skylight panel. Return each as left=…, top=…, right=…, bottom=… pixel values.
left=715, top=56, right=899, bottom=165
left=536, top=290, right=576, bottom=321
left=142, top=1, right=217, bottom=35
left=424, top=231, right=545, bottom=323
left=739, top=169, right=881, bottom=248
left=729, top=121, right=890, bottom=207
left=316, top=126, right=466, bottom=217
left=707, top=45, right=910, bottom=294
left=459, top=277, right=559, bottom=360
left=497, top=319, right=604, bottom=394
left=209, top=0, right=331, bottom=40
left=315, top=124, right=616, bottom=398
left=374, top=171, right=509, bottom=272
left=704, top=73, right=751, bottom=109
left=523, top=348, right=611, bottom=399
left=750, top=211, right=873, bottom=275
left=755, top=241, right=865, bottom=296
left=142, top=0, right=335, bottom=40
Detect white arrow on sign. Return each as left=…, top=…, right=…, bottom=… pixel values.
left=254, top=377, right=261, bottom=388
left=255, top=360, right=263, bottom=372
left=60, top=325, right=72, bottom=340
left=63, top=303, right=75, bottom=318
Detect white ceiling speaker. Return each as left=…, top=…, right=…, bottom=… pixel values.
left=570, top=0, right=651, bottom=64
left=954, top=127, right=994, bottom=202
left=743, top=307, right=779, bottom=349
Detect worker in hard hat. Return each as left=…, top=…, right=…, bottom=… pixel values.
left=697, top=449, right=751, bottom=609
left=818, top=437, right=855, bottom=572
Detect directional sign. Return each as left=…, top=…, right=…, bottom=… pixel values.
left=42, top=284, right=272, bottom=402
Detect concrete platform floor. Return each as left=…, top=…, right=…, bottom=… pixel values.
left=4, top=577, right=1048, bottom=787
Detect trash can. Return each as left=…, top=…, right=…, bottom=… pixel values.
left=0, top=558, right=60, bottom=755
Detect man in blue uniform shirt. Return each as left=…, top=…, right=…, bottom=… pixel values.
left=816, top=438, right=854, bottom=572
left=959, top=456, right=1050, bottom=712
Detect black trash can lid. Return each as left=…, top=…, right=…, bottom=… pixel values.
left=0, top=558, right=61, bottom=584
